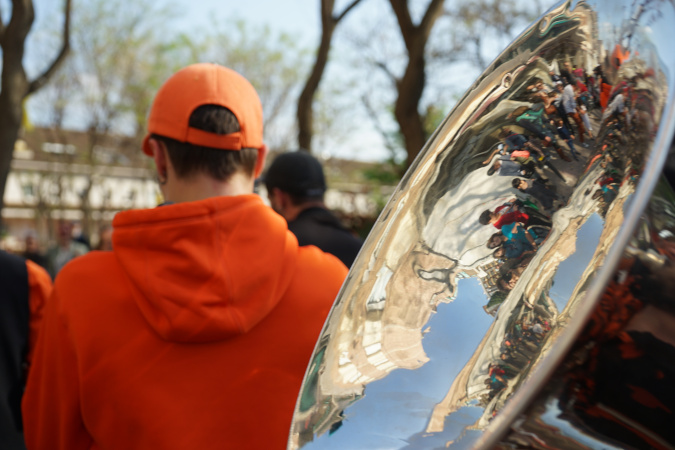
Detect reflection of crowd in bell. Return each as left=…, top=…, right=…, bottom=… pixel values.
left=480, top=62, right=602, bottom=315
left=480, top=58, right=653, bottom=315
left=585, top=64, right=652, bottom=218
left=482, top=314, right=552, bottom=405
left=484, top=61, right=601, bottom=185
left=473, top=55, right=657, bottom=416
left=588, top=120, right=641, bottom=218
left=480, top=199, right=552, bottom=300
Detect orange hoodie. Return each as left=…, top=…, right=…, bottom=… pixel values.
left=22, top=195, right=347, bottom=449
left=25, top=259, right=53, bottom=367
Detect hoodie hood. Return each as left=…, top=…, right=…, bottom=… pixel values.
left=112, top=195, right=298, bottom=343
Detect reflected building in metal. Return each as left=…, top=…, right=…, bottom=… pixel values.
left=289, top=0, right=675, bottom=448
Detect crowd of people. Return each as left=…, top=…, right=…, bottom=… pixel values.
left=474, top=54, right=659, bottom=421
left=486, top=61, right=603, bottom=185
left=483, top=312, right=552, bottom=404
left=16, top=221, right=113, bottom=281
left=476, top=60, right=603, bottom=410
left=480, top=197, right=552, bottom=303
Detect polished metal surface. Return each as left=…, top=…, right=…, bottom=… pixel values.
left=288, top=0, right=675, bottom=448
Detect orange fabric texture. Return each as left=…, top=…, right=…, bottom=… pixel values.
left=22, top=195, right=347, bottom=449
left=24, top=260, right=53, bottom=367
left=142, top=63, right=264, bottom=155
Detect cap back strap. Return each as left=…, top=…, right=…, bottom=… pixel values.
left=185, top=127, right=242, bottom=150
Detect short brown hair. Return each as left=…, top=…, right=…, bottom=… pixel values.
left=152, top=104, right=258, bottom=180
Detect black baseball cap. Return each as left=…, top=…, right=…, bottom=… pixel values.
left=263, top=151, right=327, bottom=197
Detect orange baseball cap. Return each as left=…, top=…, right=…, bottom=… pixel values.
left=142, top=63, right=263, bottom=156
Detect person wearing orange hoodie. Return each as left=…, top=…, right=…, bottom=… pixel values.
left=0, top=250, right=52, bottom=449
left=22, top=63, right=348, bottom=450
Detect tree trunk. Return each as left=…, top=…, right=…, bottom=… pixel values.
left=297, top=0, right=362, bottom=153
left=389, top=0, right=444, bottom=168
left=0, top=0, right=70, bottom=227
left=0, top=109, right=23, bottom=221
left=395, top=39, right=428, bottom=167
left=0, top=0, right=34, bottom=223
left=297, top=19, right=335, bottom=152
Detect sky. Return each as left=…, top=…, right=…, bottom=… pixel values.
left=32, top=0, right=321, bottom=42
left=175, top=0, right=320, bottom=44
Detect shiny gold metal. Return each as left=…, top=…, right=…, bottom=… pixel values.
left=289, top=0, right=675, bottom=448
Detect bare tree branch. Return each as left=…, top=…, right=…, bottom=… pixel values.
left=390, top=0, right=444, bottom=51
left=389, top=0, right=415, bottom=49
left=373, top=59, right=398, bottom=86
left=360, top=95, right=399, bottom=155
left=320, top=0, right=335, bottom=25
left=472, top=36, right=485, bottom=69
left=0, top=3, right=5, bottom=40
left=335, top=0, right=363, bottom=22
left=27, top=0, right=71, bottom=95
left=387, top=0, right=446, bottom=167
left=296, top=0, right=365, bottom=151
left=419, top=0, right=445, bottom=41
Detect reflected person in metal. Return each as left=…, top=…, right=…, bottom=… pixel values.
left=289, top=0, right=675, bottom=448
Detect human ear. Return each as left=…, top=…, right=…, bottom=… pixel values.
left=253, top=144, right=268, bottom=179
left=149, top=138, right=169, bottom=180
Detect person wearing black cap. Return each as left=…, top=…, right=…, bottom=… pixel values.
left=264, top=151, right=363, bottom=267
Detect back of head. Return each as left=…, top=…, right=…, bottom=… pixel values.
left=264, top=151, right=326, bottom=204
left=487, top=233, right=503, bottom=249
left=478, top=209, right=492, bottom=226
left=143, top=63, right=264, bottom=180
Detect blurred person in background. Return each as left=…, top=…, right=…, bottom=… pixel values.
left=21, top=231, right=47, bottom=270
left=0, top=250, right=51, bottom=449
left=264, top=150, right=363, bottom=267
left=45, top=220, right=88, bottom=279
left=94, top=224, right=113, bottom=251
